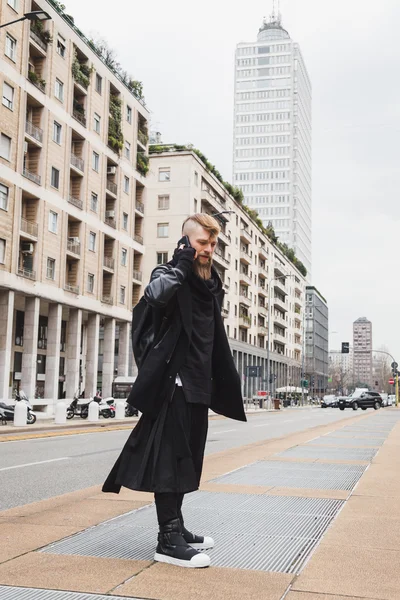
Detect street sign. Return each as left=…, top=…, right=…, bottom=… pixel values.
left=341, top=342, right=350, bottom=354
left=389, top=378, right=395, bottom=385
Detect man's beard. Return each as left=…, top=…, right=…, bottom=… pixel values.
left=193, top=256, right=213, bottom=280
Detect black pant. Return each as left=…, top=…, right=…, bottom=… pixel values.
left=155, top=492, right=185, bottom=527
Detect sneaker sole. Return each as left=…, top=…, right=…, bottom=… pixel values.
left=154, top=552, right=210, bottom=568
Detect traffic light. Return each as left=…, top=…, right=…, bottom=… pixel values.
left=341, top=342, right=350, bottom=354
left=311, top=376, right=315, bottom=387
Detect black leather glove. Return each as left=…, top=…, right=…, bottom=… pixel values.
left=173, top=246, right=196, bottom=263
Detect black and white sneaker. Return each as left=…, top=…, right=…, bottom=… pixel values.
left=154, top=518, right=210, bottom=568
left=182, top=525, right=214, bottom=551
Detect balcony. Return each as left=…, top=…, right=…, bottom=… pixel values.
left=133, top=270, right=142, bottom=282
left=259, top=245, right=268, bottom=260
left=135, top=201, right=144, bottom=214
left=103, top=256, right=115, bottom=272
left=274, top=330, right=287, bottom=344
left=18, top=267, right=36, bottom=280
left=239, top=270, right=251, bottom=286
left=64, top=283, right=79, bottom=294
left=213, top=250, right=230, bottom=269
left=71, top=153, right=84, bottom=173
left=102, top=295, right=113, bottom=305
left=240, top=228, right=252, bottom=245
left=259, top=266, right=269, bottom=279
left=258, top=284, right=268, bottom=297
left=72, top=108, right=86, bottom=127
left=20, top=218, right=38, bottom=239
left=23, top=167, right=41, bottom=185
left=239, top=315, right=252, bottom=329
left=239, top=292, right=252, bottom=307
left=134, top=233, right=144, bottom=245
left=258, top=325, right=268, bottom=336
left=240, top=248, right=251, bottom=265
left=106, top=179, right=118, bottom=196
left=274, top=312, right=288, bottom=328
left=27, top=71, right=46, bottom=93
left=223, top=282, right=230, bottom=292
left=274, top=278, right=287, bottom=296
left=68, top=195, right=83, bottom=210
left=274, top=263, right=286, bottom=279
left=137, top=130, right=148, bottom=147
left=25, top=120, right=43, bottom=144
left=201, top=188, right=225, bottom=214
left=29, top=29, right=48, bottom=53
left=219, top=229, right=231, bottom=245
left=105, top=217, right=116, bottom=229
left=67, top=239, right=81, bottom=256
left=274, top=295, right=288, bottom=312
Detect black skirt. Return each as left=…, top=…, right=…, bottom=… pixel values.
left=102, top=386, right=209, bottom=494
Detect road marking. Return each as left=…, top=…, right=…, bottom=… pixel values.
left=0, top=457, right=69, bottom=472
left=253, top=423, right=270, bottom=428
left=212, top=429, right=237, bottom=434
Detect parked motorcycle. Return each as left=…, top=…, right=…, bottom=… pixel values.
left=0, top=391, right=36, bottom=425
left=125, top=402, right=138, bottom=417
left=66, top=391, right=91, bottom=419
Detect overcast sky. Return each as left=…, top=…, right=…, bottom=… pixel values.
left=65, top=0, right=400, bottom=361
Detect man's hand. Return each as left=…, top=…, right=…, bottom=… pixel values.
left=179, top=243, right=198, bottom=259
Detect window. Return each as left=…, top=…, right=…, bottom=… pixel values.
left=124, top=176, right=130, bottom=193
left=55, top=78, right=64, bottom=102
left=0, top=239, right=5, bottom=264
left=48, top=211, right=58, bottom=233
left=159, top=168, right=170, bottom=182
left=127, top=105, right=132, bottom=123
left=158, top=195, right=170, bottom=210
left=5, top=35, right=16, bottom=61
left=94, top=113, right=101, bottom=134
left=124, top=141, right=131, bottom=159
left=57, top=36, right=66, bottom=57
left=157, top=251, right=168, bottom=265
left=92, top=152, right=99, bottom=172
left=157, top=223, right=169, bottom=238
left=122, top=212, right=128, bottom=230
left=46, top=258, right=55, bottom=280
left=7, top=0, right=18, bottom=9
left=51, top=167, right=60, bottom=189
left=95, top=73, right=102, bottom=94
left=194, top=171, right=198, bottom=186
left=0, top=184, right=9, bottom=211
left=121, top=248, right=127, bottom=266
left=53, top=121, right=62, bottom=144
left=89, top=232, right=96, bottom=252
left=90, top=192, right=98, bottom=212
left=120, top=286, right=126, bottom=304
left=87, top=273, right=94, bottom=293
left=0, top=133, right=11, bottom=161
left=2, top=82, right=14, bottom=110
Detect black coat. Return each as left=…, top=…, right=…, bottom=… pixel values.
left=127, top=254, right=246, bottom=423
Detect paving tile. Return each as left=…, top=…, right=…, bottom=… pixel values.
left=321, top=513, right=400, bottom=551
left=286, top=592, right=381, bottom=600
left=90, top=489, right=154, bottom=503
left=353, top=465, right=400, bottom=497
left=0, top=523, right=79, bottom=563
left=0, top=553, right=150, bottom=593
left=339, top=495, right=396, bottom=518
left=292, top=544, right=400, bottom=599
left=115, top=562, right=292, bottom=600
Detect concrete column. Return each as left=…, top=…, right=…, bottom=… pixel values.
left=0, top=290, right=14, bottom=401
left=21, top=296, right=40, bottom=398
left=118, top=321, right=130, bottom=377
left=44, top=303, right=62, bottom=403
left=102, top=317, right=116, bottom=397
left=86, top=313, right=100, bottom=397
left=65, top=308, right=82, bottom=399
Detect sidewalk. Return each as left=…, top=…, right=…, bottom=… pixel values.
left=1, top=409, right=399, bottom=600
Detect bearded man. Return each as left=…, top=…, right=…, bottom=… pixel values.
left=103, top=213, right=246, bottom=568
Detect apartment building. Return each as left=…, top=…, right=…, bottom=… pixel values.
left=353, top=317, right=373, bottom=387
left=0, top=0, right=149, bottom=407
left=305, top=286, right=328, bottom=395
left=144, top=148, right=305, bottom=398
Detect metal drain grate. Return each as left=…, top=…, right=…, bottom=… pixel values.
left=278, top=446, right=378, bottom=461
left=308, top=436, right=384, bottom=447
left=41, top=492, right=343, bottom=574
left=212, top=460, right=366, bottom=490
left=0, top=588, right=139, bottom=600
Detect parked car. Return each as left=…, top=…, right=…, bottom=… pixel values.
left=338, top=391, right=383, bottom=411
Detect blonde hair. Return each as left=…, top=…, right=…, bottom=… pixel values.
left=182, top=213, right=221, bottom=238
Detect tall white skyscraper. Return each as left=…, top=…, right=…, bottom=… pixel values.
left=233, top=10, right=312, bottom=275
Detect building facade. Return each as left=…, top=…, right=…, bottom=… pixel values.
left=144, top=148, right=306, bottom=399
left=0, top=0, right=149, bottom=409
left=233, top=12, right=312, bottom=275
left=353, top=317, right=373, bottom=387
left=304, top=286, right=328, bottom=396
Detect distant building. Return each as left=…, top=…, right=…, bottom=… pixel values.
left=305, top=287, right=328, bottom=395
left=353, top=317, right=373, bottom=387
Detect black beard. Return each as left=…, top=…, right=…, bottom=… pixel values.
left=193, top=257, right=212, bottom=280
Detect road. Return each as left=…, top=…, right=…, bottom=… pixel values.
left=0, top=408, right=357, bottom=510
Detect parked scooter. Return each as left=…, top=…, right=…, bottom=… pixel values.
left=125, top=402, right=138, bottom=417
left=66, top=391, right=91, bottom=419
left=0, top=391, right=37, bottom=425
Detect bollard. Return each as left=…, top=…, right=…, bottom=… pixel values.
left=88, top=401, right=99, bottom=422
left=55, top=401, right=66, bottom=424
left=14, top=402, right=28, bottom=426
left=115, top=400, right=125, bottom=420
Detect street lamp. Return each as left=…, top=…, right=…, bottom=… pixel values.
left=0, top=10, right=51, bottom=29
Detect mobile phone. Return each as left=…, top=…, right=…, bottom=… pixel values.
left=177, top=235, right=191, bottom=249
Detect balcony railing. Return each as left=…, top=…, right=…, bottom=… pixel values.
left=20, top=218, right=38, bottom=238
left=104, top=217, right=116, bottom=229
left=221, top=307, right=229, bottom=318
left=240, top=228, right=252, bottom=244
left=259, top=244, right=268, bottom=259
left=30, top=29, right=47, bottom=51
left=27, top=71, right=46, bottom=93
left=214, top=250, right=230, bottom=266
left=25, top=120, right=43, bottom=143
left=137, top=130, right=148, bottom=146
left=23, top=167, right=41, bottom=185
left=239, top=315, right=252, bottom=328
left=135, top=200, right=144, bottom=214
left=106, top=179, right=118, bottom=195
left=72, top=109, right=86, bottom=127
left=64, top=283, right=80, bottom=294
left=239, top=270, right=251, bottom=285
left=258, top=325, right=268, bottom=336
left=223, top=283, right=230, bottom=292
left=133, top=270, right=142, bottom=282
left=103, top=256, right=115, bottom=270
left=18, top=267, right=36, bottom=280
left=71, top=153, right=84, bottom=172
left=68, top=195, right=83, bottom=210
left=219, top=230, right=231, bottom=245
left=134, top=233, right=143, bottom=245
left=101, top=295, right=113, bottom=305
left=67, top=240, right=81, bottom=255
